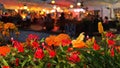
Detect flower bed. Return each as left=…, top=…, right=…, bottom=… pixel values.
left=0, top=22, right=120, bottom=68
left=0, top=22, right=20, bottom=45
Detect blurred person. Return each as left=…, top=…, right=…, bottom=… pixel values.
left=44, top=14, right=54, bottom=31
left=103, top=16, right=109, bottom=30
left=57, top=12, right=66, bottom=32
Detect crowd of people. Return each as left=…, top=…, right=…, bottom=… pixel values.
left=0, top=11, right=119, bottom=37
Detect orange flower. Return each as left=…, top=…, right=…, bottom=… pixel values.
left=9, top=23, right=16, bottom=29
left=2, top=31, right=6, bottom=36
left=72, top=40, right=86, bottom=48
left=45, top=35, right=56, bottom=46
left=3, top=23, right=16, bottom=30
left=0, top=22, right=3, bottom=30
left=0, top=46, right=11, bottom=56
left=54, top=34, right=71, bottom=46
left=72, top=33, right=86, bottom=48
left=4, top=24, right=9, bottom=30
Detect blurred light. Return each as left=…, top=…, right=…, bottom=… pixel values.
left=20, top=7, right=23, bottom=9
left=23, top=5, right=28, bottom=9
left=21, top=14, right=26, bottom=20
left=27, top=9, right=29, bottom=11
left=40, top=11, right=44, bottom=15
left=51, top=0, right=55, bottom=4
left=51, top=9, right=56, bottom=13
left=46, top=10, right=50, bottom=14
left=57, top=7, right=60, bottom=11
left=15, top=9, right=18, bottom=12
left=77, top=2, right=81, bottom=6
left=42, top=9, right=46, bottom=12
left=70, top=5, right=74, bottom=8
left=53, top=5, right=57, bottom=9
left=74, top=8, right=85, bottom=13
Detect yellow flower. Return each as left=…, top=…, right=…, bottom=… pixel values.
left=98, top=22, right=104, bottom=33
left=86, top=37, right=95, bottom=48
left=72, top=33, right=86, bottom=48
left=76, top=32, right=85, bottom=41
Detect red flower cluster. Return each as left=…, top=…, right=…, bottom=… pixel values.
left=106, top=32, right=115, bottom=38
left=62, top=39, right=71, bottom=46
left=12, top=40, right=24, bottom=52
left=110, top=48, right=114, bottom=57
left=48, top=50, right=56, bottom=58
left=93, top=41, right=100, bottom=51
left=28, top=34, right=39, bottom=41
left=68, top=52, right=80, bottom=63
left=34, top=48, right=44, bottom=59
left=2, top=66, right=10, bottom=68
left=108, top=40, right=115, bottom=46
left=15, top=58, right=19, bottom=66
left=32, top=41, right=39, bottom=48
left=67, top=47, right=73, bottom=52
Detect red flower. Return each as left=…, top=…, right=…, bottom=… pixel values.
left=49, top=50, right=56, bottom=58
left=67, top=47, right=73, bottom=52
left=110, top=48, right=114, bottom=57
left=32, top=41, right=39, bottom=48
left=108, top=40, right=115, bottom=46
left=106, top=32, right=115, bottom=38
left=28, top=34, right=39, bottom=41
left=62, top=39, right=71, bottom=46
left=47, top=63, right=51, bottom=68
left=12, top=40, right=24, bottom=52
left=34, top=48, right=44, bottom=59
left=15, top=58, right=19, bottom=66
left=68, top=52, right=80, bottom=63
left=93, top=41, right=100, bottom=50
left=2, top=66, right=10, bottom=68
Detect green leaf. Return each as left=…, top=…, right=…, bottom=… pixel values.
left=60, top=45, right=64, bottom=52
left=2, top=58, right=9, bottom=66
left=40, top=38, right=45, bottom=42
left=28, top=55, right=32, bottom=61
left=63, top=46, right=68, bottom=51
left=50, top=60, right=57, bottom=64
left=21, top=59, right=28, bottom=67
left=55, top=64, right=60, bottom=68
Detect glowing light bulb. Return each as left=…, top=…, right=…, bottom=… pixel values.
left=77, top=2, right=81, bottom=6
left=51, top=0, right=55, bottom=4
left=70, top=5, right=73, bottom=8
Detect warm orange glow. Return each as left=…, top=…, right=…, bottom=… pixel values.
left=21, top=14, right=26, bottom=19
